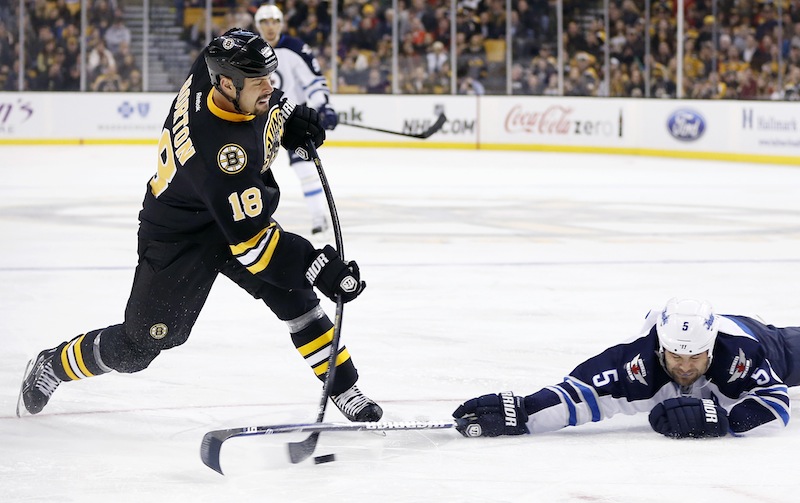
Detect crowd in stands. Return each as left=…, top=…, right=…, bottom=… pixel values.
left=1, top=0, right=141, bottom=91
left=4, top=0, right=800, bottom=100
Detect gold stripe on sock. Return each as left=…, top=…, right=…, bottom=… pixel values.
left=60, top=342, right=79, bottom=381
left=313, top=348, right=352, bottom=376
left=72, top=335, right=95, bottom=378
left=296, top=328, right=334, bottom=357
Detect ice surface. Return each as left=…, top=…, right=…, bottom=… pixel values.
left=2, top=145, right=800, bottom=502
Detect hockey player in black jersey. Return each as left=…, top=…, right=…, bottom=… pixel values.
left=17, top=29, right=382, bottom=424
left=454, top=298, right=800, bottom=439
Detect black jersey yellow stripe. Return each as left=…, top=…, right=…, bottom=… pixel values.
left=230, top=225, right=281, bottom=274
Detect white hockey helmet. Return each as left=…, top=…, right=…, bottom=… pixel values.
left=255, top=4, right=284, bottom=24
left=656, top=298, right=719, bottom=359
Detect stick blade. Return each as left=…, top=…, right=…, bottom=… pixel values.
left=200, top=431, right=227, bottom=475
left=419, top=113, right=447, bottom=138
left=287, top=432, right=320, bottom=464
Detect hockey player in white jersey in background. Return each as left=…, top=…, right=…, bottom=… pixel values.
left=453, top=298, right=799, bottom=439
left=255, top=3, right=338, bottom=237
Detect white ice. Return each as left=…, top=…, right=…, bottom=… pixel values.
left=2, top=145, right=800, bottom=502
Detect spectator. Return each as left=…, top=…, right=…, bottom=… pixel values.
left=542, top=72, right=559, bottom=95
left=365, top=67, right=389, bottom=94
left=90, top=0, right=116, bottom=35
left=116, top=43, right=138, bottom=80
left=402, top=65, right=430, bottom=93
left=230, top=3, right=254, bottom=31
left=625, top=64, right=645, bottom=96
left=455, top=6, right=480, bottom=43
left=749, top=34, right=773, bottom=72
left=737, top=66, right=758, bottom=98
left=104, top=11, right=131, bottom=55
left=426, top=39, right=448, bottom=75
left=458, top=75, right=485, bottom=94
left=480, top=0, right=506, bottom=39
left=458, top=32, right=488, bottom=82
left=351, top=8, right=382, bottom=51
left=63, top=35, right=80, bottom=71
left=564, top=20, right=588, bottom=54
left=87, top=37, right=116, bottom=79
left=742, top=33, right=759, bottom=64
left=62, top=63, right=80, bottom=91
left=0, top=20, right=13, bottom=68
left=123, top=68, right=142, bottom=92
left=91, top=67, right=123, bottom=91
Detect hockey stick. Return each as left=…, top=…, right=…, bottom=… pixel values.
left=339, top=113, right=447, bottom=139
left=200, top=420, right=456, bottom=474
left=285, top=137, right=345, bottom=464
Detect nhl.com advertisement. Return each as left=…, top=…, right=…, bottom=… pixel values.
left=0, top=92, right=797, bottom=164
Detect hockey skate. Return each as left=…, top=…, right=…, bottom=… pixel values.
left=331, top=384, right=383, bottom=422
left=16, top=348, right=62, bottom=417
left=310, top=216, right=329, bottom=236
left=310, top=216, right=334, bottom=246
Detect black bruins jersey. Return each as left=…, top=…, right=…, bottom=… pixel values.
left=138, top=55, right=314, bottom=289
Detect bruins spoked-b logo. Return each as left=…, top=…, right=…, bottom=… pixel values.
left=149, top=323, right=169, bottom=340
left=217, top=144, right=247, bottom=174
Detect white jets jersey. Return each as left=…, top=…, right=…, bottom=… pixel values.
left=270, top=35, right=331, bottom=111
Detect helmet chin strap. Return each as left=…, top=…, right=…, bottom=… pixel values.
left=231, top=89, right=244, bottom=114
left=214, top=81, right=246, bottom=114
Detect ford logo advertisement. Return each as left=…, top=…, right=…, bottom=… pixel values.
left=667, top=109, right=706, bottom=141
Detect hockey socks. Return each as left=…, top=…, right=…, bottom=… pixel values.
left=51, top=330, right=112, bottom=382
left=287, top=306, right=357, bottom=395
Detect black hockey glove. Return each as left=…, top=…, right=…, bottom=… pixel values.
left=319, top=105, right=338, bottom=130
left=452, top=392, right=530, bottom=437
left=649, top=397, right=729, bottom=439
left=305, top=245, right=366, bottom=303
left=282, top=103, right=325, bottom=152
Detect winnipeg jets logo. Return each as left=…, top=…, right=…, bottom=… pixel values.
left=625, top=353, right=648, bottom=385
left=727, top=348, right=752, bottom=383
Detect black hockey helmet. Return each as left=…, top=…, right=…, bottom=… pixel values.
left=204, top=28, right=278, bottom=93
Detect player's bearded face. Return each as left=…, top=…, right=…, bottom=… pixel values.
left=663, top=351, right=710, bottom=387
left=240, top=76, right=274, bottom=115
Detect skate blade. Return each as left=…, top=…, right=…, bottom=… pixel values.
left=310, top=229, right=334, bottom=248
left=15, top=358, right=34, bottom=418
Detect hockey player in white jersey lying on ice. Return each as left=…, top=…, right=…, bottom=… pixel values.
left=453, top=298, right=797, bottom=439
